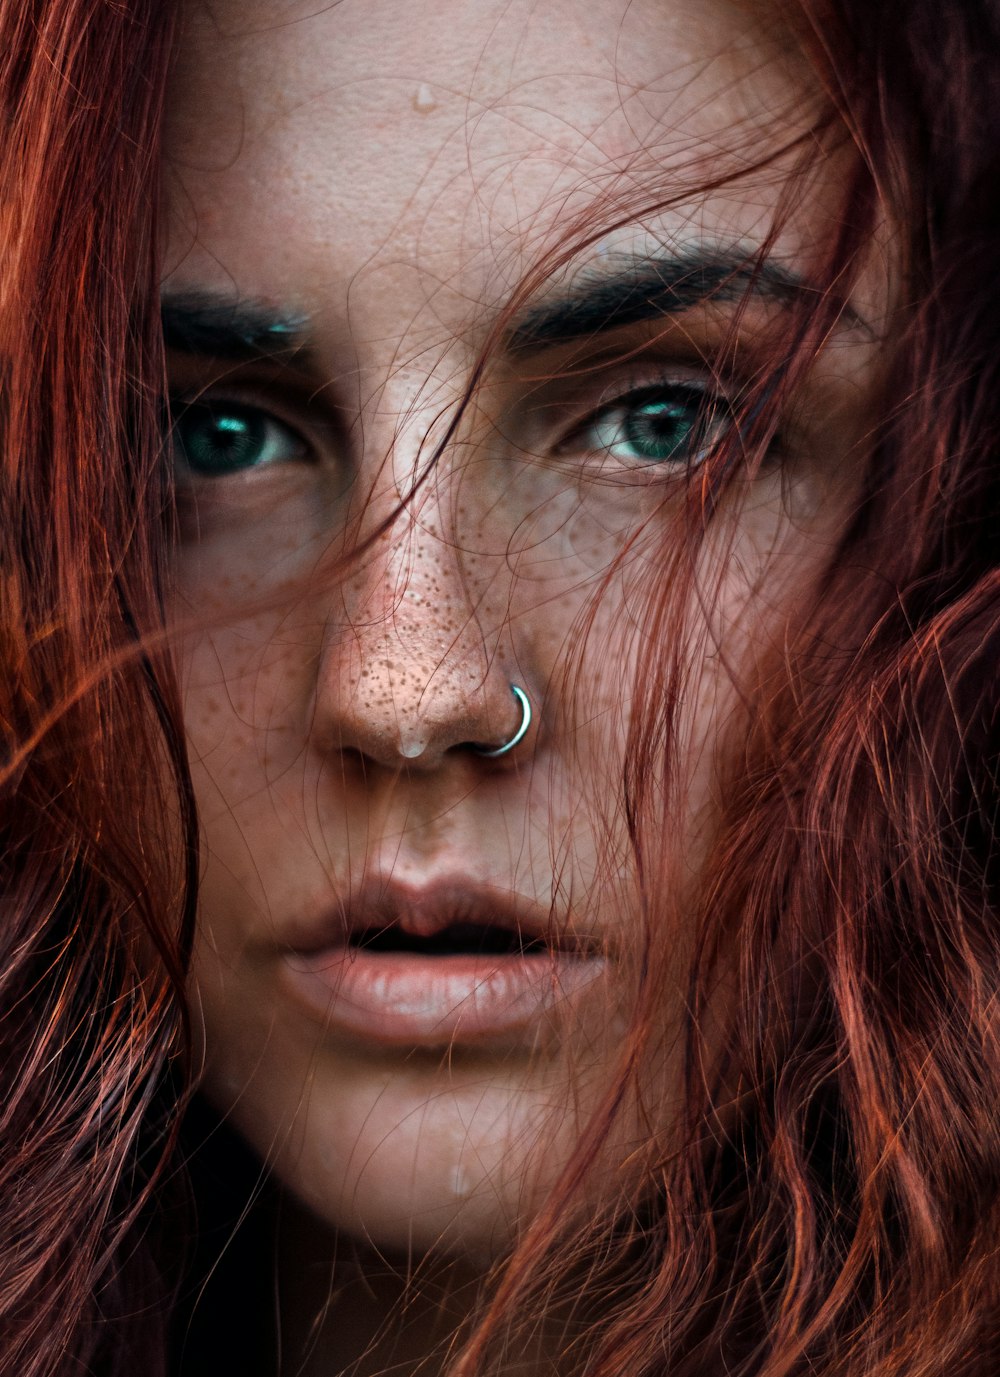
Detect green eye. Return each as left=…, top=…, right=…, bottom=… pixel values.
left=172, top=400, right=308, bottom=477
left=583, top=384, right=726, bottom=467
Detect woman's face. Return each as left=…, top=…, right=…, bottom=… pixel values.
left=164, top=0, right=880, bottom=1255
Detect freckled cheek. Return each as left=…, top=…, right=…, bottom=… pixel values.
left=172, top=476, right=340, bottom=601
left=669, top=498, right=847, bottom=849
left=180, top=612, right=322, bottom=785
left=494, top=470, right=666, bottom=581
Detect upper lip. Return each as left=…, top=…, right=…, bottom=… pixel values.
left=279, top=874, right=603, bottom=958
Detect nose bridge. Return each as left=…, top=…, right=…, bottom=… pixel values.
left=376, top=344, right=473, bottom=501
left=377, top=375, right=490, bottom=665
left=315, top=400, right=511, bottom=767
left=381, top=485, right=491, bottom=695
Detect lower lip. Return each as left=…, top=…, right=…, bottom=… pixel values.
left=279, top=946, right=607, bottom=1046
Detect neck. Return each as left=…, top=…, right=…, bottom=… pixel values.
left=275, top=1198, right=579, bottom=1377
left=277, top=1200, right=488, bottom=1377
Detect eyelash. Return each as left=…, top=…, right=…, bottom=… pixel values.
left=556, top=374, right=737, bottom=472
left=167, top=364, right=760, bottom=484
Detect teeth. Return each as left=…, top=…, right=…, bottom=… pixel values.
left=349, top=922, right=547, bottom=956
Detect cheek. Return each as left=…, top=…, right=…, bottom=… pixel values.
left=700, top=467, right=842, bottom=677
left=181, top=616, right=310, bottom=817
left=596, top=467, right=844, bottom=871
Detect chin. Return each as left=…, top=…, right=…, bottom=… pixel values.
left=197, top=1022, right=602, bottom=1260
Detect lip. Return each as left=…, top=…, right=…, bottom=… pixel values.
left=276, top=875, right=608, bottom=1047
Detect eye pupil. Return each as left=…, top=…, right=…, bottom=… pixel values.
left=178, top=404, right=269, bottom=475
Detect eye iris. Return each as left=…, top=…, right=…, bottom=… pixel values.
left=624, top=397, right=700, bottom=463
left=179, top=405, right=268, bottom=475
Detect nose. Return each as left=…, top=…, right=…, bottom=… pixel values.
left=309, top=490, right=532, bottom=773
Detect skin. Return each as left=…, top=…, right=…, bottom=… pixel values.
left=162, top=0, right=885, bottom=1367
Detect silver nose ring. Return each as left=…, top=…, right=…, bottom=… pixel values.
left=473, top=685, right=532, bottom=758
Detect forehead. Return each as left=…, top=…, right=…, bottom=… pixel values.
left=163, top=0, right=822, bottom=348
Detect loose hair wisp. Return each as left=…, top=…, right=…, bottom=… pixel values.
left=0, top=3, right=194, bottom=1374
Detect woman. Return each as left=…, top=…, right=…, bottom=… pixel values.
left=1, top=0, right=998, bottom=1373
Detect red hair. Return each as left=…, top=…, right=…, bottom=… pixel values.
left=0, top=3, right=193, bottom=1373
left=1, top=0, right=998, bottom=1373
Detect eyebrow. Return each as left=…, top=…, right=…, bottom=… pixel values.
left=160, top=247, right=863, bottom=367
left=161, top=292, right=314, bottom=363
left=504, top=247, right=858, bottom=352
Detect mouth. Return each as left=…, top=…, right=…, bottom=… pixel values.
left=346, top=920, right=551, bottom=958
left=278, top=878, right=606, bottom=1047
